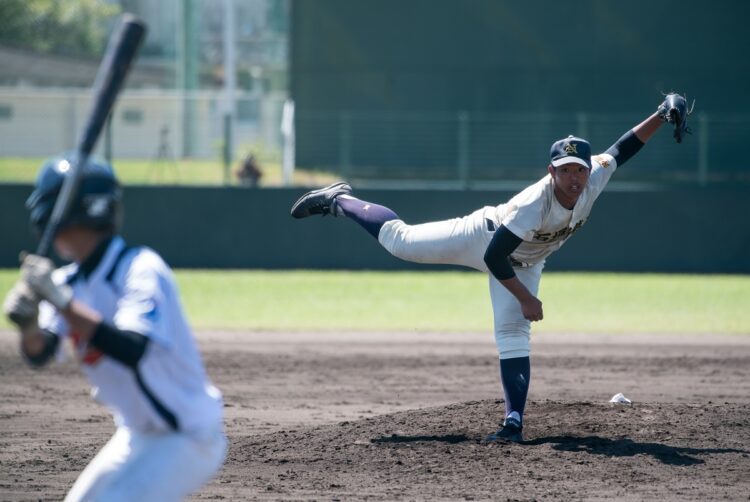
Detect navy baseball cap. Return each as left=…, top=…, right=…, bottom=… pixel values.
left=550, top=135, right=592, bottom=169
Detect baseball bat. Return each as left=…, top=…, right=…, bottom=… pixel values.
left=35, top=14, right=147, bottom=256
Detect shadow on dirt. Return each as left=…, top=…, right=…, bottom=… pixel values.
left=371, top=434, right=469, bottom=444
left=524, top=435, right=747, bottom=466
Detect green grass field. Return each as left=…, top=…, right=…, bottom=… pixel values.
left=0, top=157, right=337, bottom=187
left=0, top=270, right=747, bottom=334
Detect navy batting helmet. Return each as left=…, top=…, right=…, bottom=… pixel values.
left=26, top=154, right=123, bottom=236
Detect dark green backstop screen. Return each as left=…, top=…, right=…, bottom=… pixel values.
left=291, top=0, right=749, bottom=180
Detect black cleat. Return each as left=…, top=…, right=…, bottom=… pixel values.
left=290, top=182, right=352, bottom=219
left=484, top=417, right=524, bottom=444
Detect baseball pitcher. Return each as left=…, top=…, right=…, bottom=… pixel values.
left=290, top=93, right=691, bottom=442
left=3, top=156, right=226, bottom=500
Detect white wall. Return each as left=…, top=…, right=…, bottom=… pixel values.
left=0, top=88, right=284, bottom=159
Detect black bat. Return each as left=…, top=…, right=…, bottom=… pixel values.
left=35, top=14, right=147, bottom=256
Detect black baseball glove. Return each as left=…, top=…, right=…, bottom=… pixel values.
left=657, top=93, right=694, bottom=143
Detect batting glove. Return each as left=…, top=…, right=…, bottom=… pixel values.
left=21, top=254, right=73, bottom=312
left=3, top=280, right=40, bottom=330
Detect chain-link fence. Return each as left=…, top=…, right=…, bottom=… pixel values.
left=297, top=111, right=750, bottom=187
left=1, top=88, right=748, bottom=187
left=0, top=89, right=286, bottom=163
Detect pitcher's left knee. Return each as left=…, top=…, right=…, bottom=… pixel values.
left=494, top=329, right=530, bottom=360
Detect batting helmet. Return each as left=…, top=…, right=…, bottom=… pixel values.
left=26, top=154, right=123, bottom=236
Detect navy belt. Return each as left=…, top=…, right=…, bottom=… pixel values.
left=509, top=257, right=529, bottom=268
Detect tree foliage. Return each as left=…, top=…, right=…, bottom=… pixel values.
left=0, top=0, right=121, bottom=57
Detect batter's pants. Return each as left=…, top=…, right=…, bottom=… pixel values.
left=64, top=425, right=226, bottom=502
left=377, top=206, right=544, bottom=359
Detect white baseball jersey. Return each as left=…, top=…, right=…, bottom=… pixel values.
left=498, top=153, right=618, bottom=265
left=377, top=152, right=618, bottom=359
left=38, top=236, right=223, bottom=435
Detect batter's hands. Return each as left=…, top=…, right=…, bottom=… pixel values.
left=21, top=254, right=73, bottom=312
left=520, top=296, right=543, bottom=322
left=3, top=280, right=40, bottom=329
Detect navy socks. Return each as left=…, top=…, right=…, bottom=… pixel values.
left=335, top=195, right=399, bottom=239
left=499, top=356, right=530, bottom=424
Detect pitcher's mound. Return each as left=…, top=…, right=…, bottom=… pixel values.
left=225, top=400, right=749, bottom=500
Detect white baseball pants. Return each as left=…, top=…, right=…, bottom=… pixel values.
left=378, top=206, right=543, bottom=359
left=64, top=426, right=227, bottom=502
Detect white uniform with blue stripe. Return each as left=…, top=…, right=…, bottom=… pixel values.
left=39, top=236, right=225, bottom=501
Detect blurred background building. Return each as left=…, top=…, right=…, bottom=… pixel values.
left=0, top=0, right=289, bottom=167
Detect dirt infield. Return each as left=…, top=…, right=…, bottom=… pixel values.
left=1, top=330, right=749, bottom=500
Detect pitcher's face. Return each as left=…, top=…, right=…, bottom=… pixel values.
left=548, top=163, right=590, bottom=209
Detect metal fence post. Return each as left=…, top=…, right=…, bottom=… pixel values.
left=222, top=113, right=232, bottom=184
left=698, top=112, right=708, bottom=186
left=458, top=111, right=470, bottom=188
left=179, top=0, right=198, bottom=158
left=104, top=113, right=113, bottom=163
left=67, top=91, right=77, bottom=150
left=576, top=112, right=588, bottom=140
left=339, top=111, right=352, bottom=179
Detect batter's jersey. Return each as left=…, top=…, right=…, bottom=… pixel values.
left=498, top=153, right=618, bottom=265
left=38, top=236, right=223, bottom=435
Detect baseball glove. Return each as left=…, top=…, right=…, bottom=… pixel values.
left=657, top=92, right=694, bottom=143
